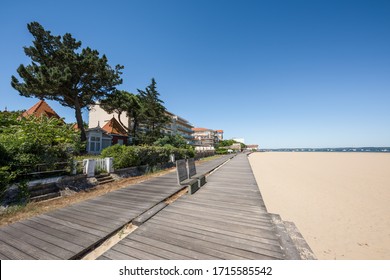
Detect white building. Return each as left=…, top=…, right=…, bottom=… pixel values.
left=233, top=138, right=245, bottom=144
left=89, top=104, right=194, bottom=143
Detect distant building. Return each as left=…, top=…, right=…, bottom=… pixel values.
left=89, top=104, right=194, bottom=145
left=164, top=111, right=194, bottom=144
left=246, top=144, right=259, bottom=151
left=216, top=130, right=224, bottom=141
left=233, top=138, right=245, bottom=144
left=192, top=127, right=223, bottom=148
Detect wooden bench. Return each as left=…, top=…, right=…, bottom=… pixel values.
left=187, top=158, right=207, bottom=188
left=176, top=159, right=200, bottom=195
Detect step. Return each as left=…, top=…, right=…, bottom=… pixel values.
left=270, top=213, right=302, bottom=260
left=30, top=192, right=61, bottom=203
left=97, top=178, right=115, bottom=185
left=95, top=174, right=110, bottom=179
left=29, top=185, right=59, bottom=197
left=283, top=221, right=316, bottom=260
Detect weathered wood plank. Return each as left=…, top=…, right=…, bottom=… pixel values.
left=127, top=234, right=218, bottom=260
left=0, top=228, right=62, bottom=259
left=0, top=240, right=35, bottom=259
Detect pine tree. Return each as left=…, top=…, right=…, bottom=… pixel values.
left=11, top=22, right=123, bottom=143
left=137, top=78, right=170, bottom=145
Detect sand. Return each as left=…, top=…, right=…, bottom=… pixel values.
left=248, top=152, right=390, bottom=260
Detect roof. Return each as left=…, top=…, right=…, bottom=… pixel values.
left=216, top=130, right=224, bottom=133
left=102, top=117, right=128, bottom=136
left=192, top=127, right=210, bottom=132
left=247, top=144, right=259, bottom=148
left=21, top=100, right=63, bottom=121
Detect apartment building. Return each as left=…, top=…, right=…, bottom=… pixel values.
left=192, top=127, right=223, bottom=148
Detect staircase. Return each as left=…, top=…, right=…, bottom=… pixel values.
left=29, top=183, right=61, bottom=202
left=95, top=174, right=115, bottom=185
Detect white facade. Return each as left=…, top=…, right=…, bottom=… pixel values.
left=89, top=104, right=130, bottom=129
left=233, top=138, right=245, bottom=144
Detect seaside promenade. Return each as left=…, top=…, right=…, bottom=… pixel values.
left=0, top=154, right=313, bottom=260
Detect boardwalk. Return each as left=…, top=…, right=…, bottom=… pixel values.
left=0, top=155, right=232, bottom=260
left=99, top=154, right=285, bottom=260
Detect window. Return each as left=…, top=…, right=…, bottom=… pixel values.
left=89, top=135, right=101, bottom=153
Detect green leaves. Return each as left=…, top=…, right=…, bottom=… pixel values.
left=11, top=21, right=123, bottom=142
left=0, top=114, right=81, bottom=181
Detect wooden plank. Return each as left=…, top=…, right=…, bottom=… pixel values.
left=45, top=211, right=112, bottom=234
left=102, top=248, right=139, bottom=260
left=0, top=240, right=35, bottom=260
left=38, top=214, right=106, bottom=238
left=120, top=238, right=191, bottom=260
left=151, top=215, right=281, bottom=246
left=10, top=221, right=84, bottom=254
left=0, top=228, right=62, bottom=259
left=159, top=208, right=278, bottom=234
left=109, top=243, right=164, bottom=259
left=126, top=234, right=218, bottom=260
left=146, top=219, right=283, bottom=259
left=28, top=216, right=99, bottom=245
left=133, top=226, right=252, bottom=260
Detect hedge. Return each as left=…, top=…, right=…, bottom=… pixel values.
left=101, top=145, right=195, bottom=169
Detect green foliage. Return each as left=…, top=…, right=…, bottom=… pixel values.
left=153, top=134, right=191, bottom=149
left=216, top=148, right=229, bottom=155
left=11, top=22, right=123, bottom=142
left=101, top=144, right=194, bottom=169
left=100, top=90, right=142, bottom=140
left=137, top=79, right=170, bottom=145
left=0, top=116, right=81, bottom=182
left=216, top=139, right=246, bottom=149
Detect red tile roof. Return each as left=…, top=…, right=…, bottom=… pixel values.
left=102, top=117, right=128, bottom=136
left=216, top=130, right=224, bottom=133
left=192, top=127, right=210, bottom=132
left=21, top=100, right=63, bottom=121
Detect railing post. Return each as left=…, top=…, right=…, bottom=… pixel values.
left=105, top=157, right=114, bottom=173
left=84, top=159, right=96, bottom=177
left=72, top=160, right=78, bottom=175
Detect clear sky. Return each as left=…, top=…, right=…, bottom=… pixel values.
left=1, top=0, right=389, bottom=148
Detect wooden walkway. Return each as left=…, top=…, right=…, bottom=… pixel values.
left=0, top=155, right=232, bottom=260
left=99, top=154, right=286, bottom=260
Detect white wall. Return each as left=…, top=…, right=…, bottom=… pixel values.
left=89, top=104, right=129, bottom=128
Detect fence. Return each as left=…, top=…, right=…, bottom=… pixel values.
left=194, top=150, right=215, bottom=160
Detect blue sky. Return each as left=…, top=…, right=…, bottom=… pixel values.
left=1, top=0, right=389, bottom=148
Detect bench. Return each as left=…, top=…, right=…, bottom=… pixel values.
left=176, top=159, right=200, bottom=195
left=187, top=158, right=207, bottom=187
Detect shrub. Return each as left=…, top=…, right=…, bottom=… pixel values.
left=101, top=145, right=194, bottom=169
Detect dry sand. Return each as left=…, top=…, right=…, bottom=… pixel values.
left=248, top=152, right=390, bottom=260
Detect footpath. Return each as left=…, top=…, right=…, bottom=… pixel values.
left=0, top=155, right=232, bottom=260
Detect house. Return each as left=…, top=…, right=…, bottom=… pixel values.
left=85, top=125, right=113, bottom=154
left=85, top=117, right=129, bottom=154
left=101, top=117, right=129, bottom=146
left=246, top=144, right=259, bottom=151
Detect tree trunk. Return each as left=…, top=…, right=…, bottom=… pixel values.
left=74, top=99, right=86, bottom=143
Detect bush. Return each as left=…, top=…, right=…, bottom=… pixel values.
left=101, top=144, right=194, bottom=169
left=216, top=148, right=228, bottom=155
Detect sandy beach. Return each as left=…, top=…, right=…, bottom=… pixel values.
left=248, top=152, right=390, bottom=260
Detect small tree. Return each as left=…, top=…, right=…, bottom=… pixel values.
left=11, top=22, right=123, bottom=143
left=137, top=78, right=170, bottom=144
